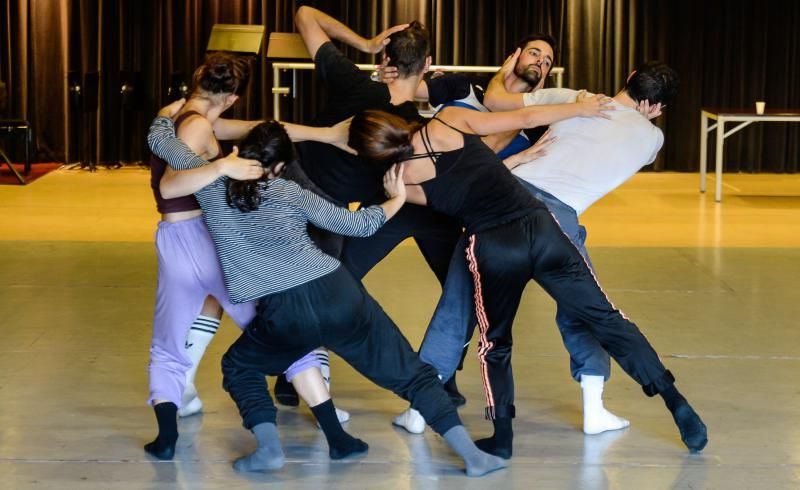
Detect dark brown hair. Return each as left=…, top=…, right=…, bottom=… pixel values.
left=625, top=61, right=679, bottom=105
left=225, top=121, right=296, bottom=212
left=348, top=110, right=422, bottom=168
left=515, top=33, right=558, bottom=65
left=191, top=52, right=251, bottom=96
left=384, top=21, right=430, bottom=78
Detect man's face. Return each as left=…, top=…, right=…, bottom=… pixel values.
left=514, top=40, right=554, bottom=88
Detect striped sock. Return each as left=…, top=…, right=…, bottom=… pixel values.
left=184, top=315, right=221, bottom=389
left=313, top=348, right=331, bottom=391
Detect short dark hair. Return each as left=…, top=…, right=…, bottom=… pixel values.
left=625, top=61, right=679, bottom=105
left=191, top=52, right=251, bottom=96
left=385, top=21, right=430, bottom=78
left=515, top=33, right=558, bottom=63
left=225, top=121, right=296, bottom=212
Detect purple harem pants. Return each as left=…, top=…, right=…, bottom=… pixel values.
left=148, top=216, right=320, bottom=407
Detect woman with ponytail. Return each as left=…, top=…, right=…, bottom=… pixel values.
left=144, top=54, right=332, bottom=461
left=347, top=106, right=708, bottom=458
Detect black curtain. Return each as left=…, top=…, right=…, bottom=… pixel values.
left=2, top=0, right=798, bottom=172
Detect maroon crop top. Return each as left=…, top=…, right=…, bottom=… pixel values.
left=150, top=111, right=222, bottom=214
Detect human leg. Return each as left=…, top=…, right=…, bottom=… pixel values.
left=465, top=224, right=532, bottom=459
left=219, top=276, right=347, bottom=421
left=418, top=234, right=477, bottom=381
left=222, top=283, right=364, bottom=462
left=395, top=235, right=475, bottom=434
left=178, top=296, right=223, bottom=417
left=220, top=320, right=309, bottom=471
left=316, top=268, right=505, bottom=476
left=518, top=181, right=629, bottom=433
left=529, top=210, right=706, bottom=451
left=146, top=219, right=212, bottom=459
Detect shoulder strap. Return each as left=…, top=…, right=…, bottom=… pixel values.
left=430, top=114, right=470, bottom=135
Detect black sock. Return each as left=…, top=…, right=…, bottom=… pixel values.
left=660, top=384, right=708, bottom=452
left=144, top=402, right=178, bottom=460
left=659, top=385, right=687, bottom=413
left=474, top=417, right=513, bottom=459
left=310, top=399, right=368, bottom=459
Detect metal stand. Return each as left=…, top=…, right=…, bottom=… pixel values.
left=0, top=119, right=32, bottom=184
left=0, top=146, right=25, bottom=184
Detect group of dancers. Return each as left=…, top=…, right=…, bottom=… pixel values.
left=143, top=6, right=708, bottom=477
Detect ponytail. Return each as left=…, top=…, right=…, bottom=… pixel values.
left=225, top=121, right=296, bottom=212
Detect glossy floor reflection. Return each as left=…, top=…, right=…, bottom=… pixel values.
left=1, top=170, right=799, bottom=489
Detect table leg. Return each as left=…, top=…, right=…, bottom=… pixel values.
left=715, top=119, right=725, bottom=202
left=24, top=125, right=31, bottom=175
left=700, top=113, right=708, bottom=192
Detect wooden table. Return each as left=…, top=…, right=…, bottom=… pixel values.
left=700, top=108, right=800, bottom=201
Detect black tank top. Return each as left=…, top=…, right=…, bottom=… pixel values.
left=414, top=117, right=544, bottom=234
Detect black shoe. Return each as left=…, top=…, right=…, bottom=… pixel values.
left=444, top=375, right=466, bottom=407
left=274, top=373, right=299, bottom=407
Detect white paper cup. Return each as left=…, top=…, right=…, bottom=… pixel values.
left=756, top=101, right=766, bottom=115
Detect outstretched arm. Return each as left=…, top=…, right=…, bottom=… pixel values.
left=437, top=94, right=613, bottom=136
left=281, top=119, right=356, bottom=154
left=295, top=6, right=408, bottom=59
left=296, top=165, right=406, bottom=237
left=212, top=118, right=263, bottom=141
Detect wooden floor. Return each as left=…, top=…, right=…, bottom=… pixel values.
left=1, top=169, right=800, bottom=489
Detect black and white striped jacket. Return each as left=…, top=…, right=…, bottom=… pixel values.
left=148, top=116, right=386, bottom=303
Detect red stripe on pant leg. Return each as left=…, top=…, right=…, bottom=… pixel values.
left=466, top=235, right=496, bottom=416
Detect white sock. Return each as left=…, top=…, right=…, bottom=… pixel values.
left=392, top=407, right=426, bottom=434
left=580, top=375, right=630, bottom=435
left=179, top=315, right=220, bottom=415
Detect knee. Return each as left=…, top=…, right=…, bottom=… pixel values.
left=220, top=352, right=238, bottom=388
left=150, top=345, right=191, bottom=370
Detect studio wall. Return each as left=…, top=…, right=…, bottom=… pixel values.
left=2, top=0, right=797, bottom=172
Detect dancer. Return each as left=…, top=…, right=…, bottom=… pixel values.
left=394, top=52, right=662, bottom=435
left=144, top=55, right=330, bottom=461
left=498, top=62, right=670, bottom=435
left=405, top=60, right=672, bottom=436
left=347, top=104, right=708, bottom=458
left=383, top=32, right=559, bottom=418
left=148, top=116, right=508, bottom=477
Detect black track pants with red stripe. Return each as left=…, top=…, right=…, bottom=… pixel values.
left=466, top=208, right=675, bottom=420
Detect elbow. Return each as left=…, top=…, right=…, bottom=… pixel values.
left=160, top=185, right=179, bottom=200
left=295, top=6, right=311, bottom=30
left=360, top=224, right=381, bottom=238
left=146, top=133, right=159, bottom=154
left=523, top=111, right=543, bottom=130
left=483, top=96, right=497, bottom=112
left=159, top=175, right=182, bottom=199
